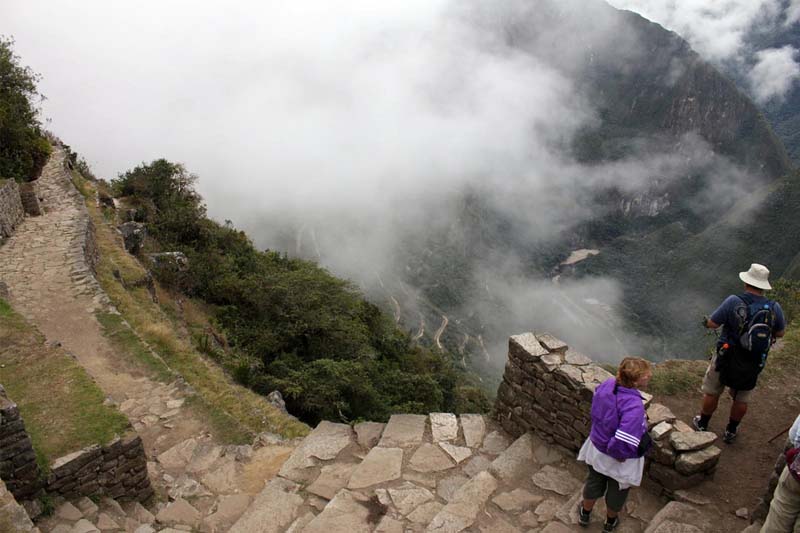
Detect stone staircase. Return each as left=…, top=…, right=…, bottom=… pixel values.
left=27, top=410, right=763, bottom=532
left=225, top=414, right=668, bottom=533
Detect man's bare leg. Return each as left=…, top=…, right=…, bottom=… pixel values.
left=730, top=400, right=747, bottom=422
left=702, top=393, right=720, bottom=416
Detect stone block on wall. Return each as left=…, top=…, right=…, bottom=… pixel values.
left=0, top=384, right=152, bottom=505
left=0, top=180, right=25, bottom=239
left=495, top=332, right=719, bottom=495
left=0, top=386, right=42, bottom=502
left=18, top=182, right=41, bottom=216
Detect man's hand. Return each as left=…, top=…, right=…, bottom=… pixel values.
left=702, top=316, right=720, bottom=329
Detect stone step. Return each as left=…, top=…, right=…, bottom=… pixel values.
left=216, top=412, right=710, bottom=533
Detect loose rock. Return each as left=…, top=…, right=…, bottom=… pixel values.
left=669, top=431, right=717, bottom=452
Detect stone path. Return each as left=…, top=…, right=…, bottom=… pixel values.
left=0, top=148, right=203, bottom=444
left=225, top=414, right=671, bottom=533
left=0, top=148, right=301, bottom=532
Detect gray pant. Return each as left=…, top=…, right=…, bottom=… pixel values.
left=583, top=465, right=630, bottom=513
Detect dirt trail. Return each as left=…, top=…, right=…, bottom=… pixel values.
left=0, top=149, right=206, bottom=470
left=654, top=351, right=800, bottom=519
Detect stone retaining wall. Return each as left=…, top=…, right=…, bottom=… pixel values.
left=47, top=435, right=152, bottom=502
left=82, top=218, right=99, bottom=275
left=19, top=182, right=42, bottom=217
left=0, top=180, right=24, bottom=239
left=495, top=332, right=721, bottom=496
left=0, top=386, right=42, bottom=502
left=0, top=385, right=153, bottom=505
left=0, top=478, right=38, bottom=533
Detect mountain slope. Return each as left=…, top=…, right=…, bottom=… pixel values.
left=389, top=0, right=798, bottom=363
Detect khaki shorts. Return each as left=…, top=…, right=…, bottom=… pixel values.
left=701, top=354, right=753, bottom=403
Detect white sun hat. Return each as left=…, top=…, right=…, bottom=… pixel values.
left=739, top=263, right=772, bottom=290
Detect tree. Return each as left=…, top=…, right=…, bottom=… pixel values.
left=0, top=37, right=50, bottom=181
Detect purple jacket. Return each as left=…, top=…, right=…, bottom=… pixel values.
left=589, top=378, right=647, bottom=460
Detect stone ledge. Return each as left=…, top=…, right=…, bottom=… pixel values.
left=0, top=383, right=151, bottom=506
left=495, top=332, right=718, bottom=496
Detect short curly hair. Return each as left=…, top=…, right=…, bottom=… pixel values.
left=616, top=357, right=652, bottom=388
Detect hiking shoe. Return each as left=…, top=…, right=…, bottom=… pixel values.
left=577, top=503, right=591, bottom=527
left=692, top=415, right=707, bottom=432
left=723, top=429, right=737, bottom=444
left=603, top=517, right=620, bottom=532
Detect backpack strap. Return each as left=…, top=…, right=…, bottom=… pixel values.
left=736, top=294, right=752, bottom=336
left=736, top=293, right=775, bottom=331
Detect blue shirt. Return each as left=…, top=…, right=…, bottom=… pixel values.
left=710, top=294, right=786, bottom=347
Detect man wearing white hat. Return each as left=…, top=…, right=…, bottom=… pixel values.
left=693, top=263, right=786, bottom=443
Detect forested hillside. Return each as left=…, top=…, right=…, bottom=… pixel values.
left=111, top=160, right=489, bottom=423
left=382, top=0, right=800, bottom=361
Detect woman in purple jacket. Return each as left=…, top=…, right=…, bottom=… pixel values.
left=577, top=357, right=652, bottom=532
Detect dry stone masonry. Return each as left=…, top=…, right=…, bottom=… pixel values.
left=19, top=182, right=42, bottom=217
left=0, top=384, right=153, bottom=508
left=0, top=386, right=41, bottom=502
left=0, top=477, right=39, bottom=533
left=494, top=332, right=721, bottom=497
left=0, top=179, right=24, bottom=240
left=46, top=434, right=152, bottom=503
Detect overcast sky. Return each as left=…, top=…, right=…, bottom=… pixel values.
left=0, top=0, right=773, bottom=361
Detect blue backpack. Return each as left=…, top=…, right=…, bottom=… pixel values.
left=736, top=293, right=776, bottom=368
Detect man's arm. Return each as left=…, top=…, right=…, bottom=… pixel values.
left=707, top=295, right=736, bottom=330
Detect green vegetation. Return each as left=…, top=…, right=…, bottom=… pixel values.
left=69, top=170, right=309, bottom=442
left=770, top=279, right=800, bottom=325
left=95, top=311, right=173, bottom=382
left=110, top=160, right=489, bottom=424
left=0, top=298, right=130, bottom=469
left=0, top=37, right=50, bottom=181
left=648, top=360, right=707, bottom=396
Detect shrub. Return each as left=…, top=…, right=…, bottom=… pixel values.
left=0, top=37, right=50, bottom=181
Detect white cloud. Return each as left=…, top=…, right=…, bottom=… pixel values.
left=607, top=0, right=784, bottom=62
left=788, top=0, right=800, bottom=25
left=608, top=0, right=800, bottom=104
left=2, top=0, right=762, bottom=361
left=748, top=46, right=800, bottom=103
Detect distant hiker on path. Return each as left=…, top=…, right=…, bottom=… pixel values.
left=577, top=357, right=652, bottom=532
left=693, top=263, right=786, bottom=443
left=761, top=413, right=800, bottom=532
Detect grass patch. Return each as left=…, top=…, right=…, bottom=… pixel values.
left=763, top=327, right=800, bottom=382
left=601, top=358, right=707, bottom=396
left=95, top=311, right=172, bottom=382
left=648, top=359, right=707, bottom=396
left=70, top=169, right=93, bottom=199
left=78, top=177, right=308, bottom=442
left=0, top=298, right=130, bottom=469
left=0, top=298, right=12, bottom=317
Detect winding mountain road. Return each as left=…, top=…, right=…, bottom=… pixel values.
left=433, top=314, right=449, bottom=350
